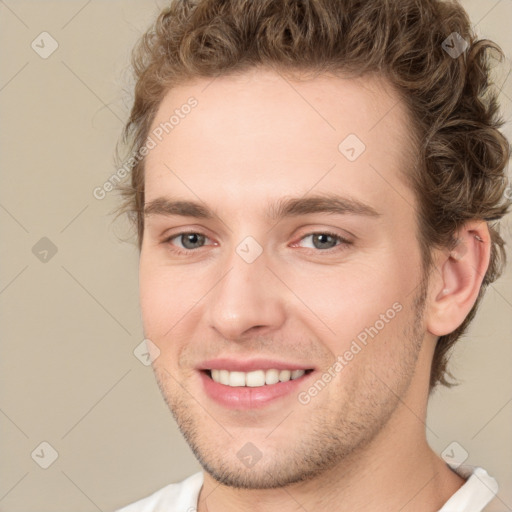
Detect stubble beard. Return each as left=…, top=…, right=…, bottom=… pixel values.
left=153, top=280, right=428, bottom=490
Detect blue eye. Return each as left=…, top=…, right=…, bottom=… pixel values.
left=175, top=233, right=207, bottom=250
left=298, top=232, right=347, bottom=250
left=164, top=232, right=211, bottom=252
left=163, top=230, right=351, bottom=255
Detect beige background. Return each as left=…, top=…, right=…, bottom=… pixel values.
left=0, top=1, right=511, bottom=511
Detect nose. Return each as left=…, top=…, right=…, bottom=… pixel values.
left=206, top=243, right=287, bottom=341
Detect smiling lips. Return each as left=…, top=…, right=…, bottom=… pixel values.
left=198, top=359, right=315, bottom=407
left=209, top=368, right=307, bottom=387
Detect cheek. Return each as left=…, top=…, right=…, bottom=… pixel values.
left=138, top=253, right=204, bottom=338
left=279, top=257, right=418, bottom=378
left=287, top=259, right=410, bottom=334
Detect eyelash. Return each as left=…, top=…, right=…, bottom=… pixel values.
left=162, top=230, right=352, bottom=256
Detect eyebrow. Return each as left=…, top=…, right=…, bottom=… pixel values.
left=143, top=193, right=381, bottom=221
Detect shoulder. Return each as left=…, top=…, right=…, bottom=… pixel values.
left=114, top=472, right=204, bottom=512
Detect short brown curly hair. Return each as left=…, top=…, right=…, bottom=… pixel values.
left=115, top=0, right=511, bottom=391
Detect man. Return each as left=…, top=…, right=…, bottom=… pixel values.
left=114, top=0, right=510, bottom=510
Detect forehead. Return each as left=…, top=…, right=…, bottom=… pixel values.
left=144, top=69, right=416, bottom=215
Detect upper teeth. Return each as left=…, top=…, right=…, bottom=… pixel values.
left=210, top=369, right=306, bottom=387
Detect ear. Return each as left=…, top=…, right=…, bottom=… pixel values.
left=425, top=221, right=491, bottom=337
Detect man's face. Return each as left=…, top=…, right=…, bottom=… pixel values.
left=139, top=69, right=432, bottom=488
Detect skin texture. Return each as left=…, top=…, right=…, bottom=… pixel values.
left=139, top=69, right=490, bottom=511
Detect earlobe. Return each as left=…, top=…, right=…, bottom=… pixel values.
left=426, top=221, right=490, bottom=337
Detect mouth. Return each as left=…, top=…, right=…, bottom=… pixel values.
left=198, top=361, right=316, bottom=409
left=204, top=368, right=314, bottom=387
